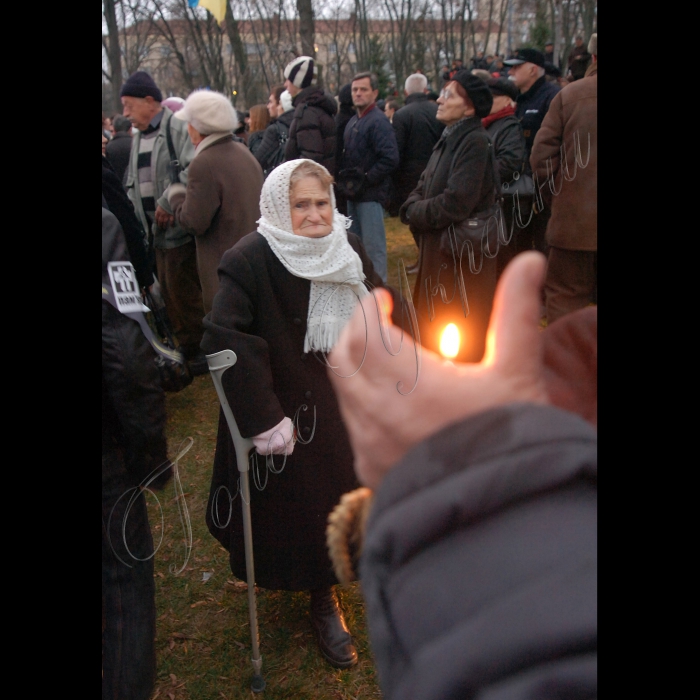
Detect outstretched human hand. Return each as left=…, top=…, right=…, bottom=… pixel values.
left=328, top=251, right=550, bottom=490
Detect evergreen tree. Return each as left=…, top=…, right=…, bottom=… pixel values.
left=366, top=34, right=391, bottom=97
left=529, top=0, right=551, bottom=52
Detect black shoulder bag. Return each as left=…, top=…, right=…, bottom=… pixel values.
left=438, top=138, right=507, bottom=273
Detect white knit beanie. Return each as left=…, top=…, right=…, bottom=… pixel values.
left=284, top=56, right=317, bottom=89
left=173, top=89, right=239, bottom=134
left=280, top=89, right=294, bottom=113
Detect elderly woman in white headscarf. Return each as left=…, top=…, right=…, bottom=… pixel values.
left=201, top=159, right=386, bottom=670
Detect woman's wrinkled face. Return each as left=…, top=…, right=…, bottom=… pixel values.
left=290, top=176, right=333, bottom=238
left=436, top=81, right=474, bottom=125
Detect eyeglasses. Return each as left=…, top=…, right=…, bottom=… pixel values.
left=439, top=89, right=455, bottom=100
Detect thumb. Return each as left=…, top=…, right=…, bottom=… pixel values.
left=483, top=252, right=546, bottom=377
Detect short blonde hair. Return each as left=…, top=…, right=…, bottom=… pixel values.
left=289, top=160, right=334, bottom=195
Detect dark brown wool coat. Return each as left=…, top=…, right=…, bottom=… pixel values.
left=400, top=116, right=497, bottom=363
left=170, top=135, right=264, bottom=313
left=201, top=231, right=384, bottom=591
left=530, top=72, right=597, bottom=252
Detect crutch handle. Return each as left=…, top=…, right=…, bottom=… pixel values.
left=205, top=350, right=254, bottom=473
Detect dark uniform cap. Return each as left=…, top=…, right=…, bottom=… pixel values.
left=503, top=48, right=545, bottom=68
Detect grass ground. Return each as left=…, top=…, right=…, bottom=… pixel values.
left=148, top=218, right=419, bottom=700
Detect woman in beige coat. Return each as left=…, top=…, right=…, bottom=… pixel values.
left=167, top=90, right=264, bottom=313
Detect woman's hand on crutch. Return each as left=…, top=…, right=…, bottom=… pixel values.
left=252, top=416, right=296, bottom=456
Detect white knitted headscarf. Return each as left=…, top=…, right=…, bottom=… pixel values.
left=257, top=159, right=369, bottom=353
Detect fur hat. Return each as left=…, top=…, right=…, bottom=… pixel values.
left=174, top=90, right=239, bottom=135
left=284, top=56, right=317, bottom=89
left=450, top=70, right=494, bottom=118
left=162, top=96, right=185, bottom=113
left=120, top=71, right=163, bottom=102
left=487, top=77, right=519, bottom=103
left=280, top=89, right=294, bottom=113
left=588, top=34, right=597, bottom=56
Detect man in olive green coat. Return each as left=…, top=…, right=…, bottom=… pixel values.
left=121, top=72, right=205, bottom=369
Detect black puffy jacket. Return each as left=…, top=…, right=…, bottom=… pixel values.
left=255, top=109, right=295, bottom=175
left=285, top=86, right=337, bottom=174
left=102, top=208, right=168, bottom=488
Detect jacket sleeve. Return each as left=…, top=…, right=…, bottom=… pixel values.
left=365, top=117, right=400, bottom=186
left=201, top=245, right=286, bottom=438
left=169, top=156, right=221, bottom=237
left=102, top=303, right=169, bottom=485
left=407, top=134, right=490, bottom=231
left=399, top=165, right=429, bottom=226
left=494, top=120, right=526, bottom=184
left=530, top=91, right=564, bottom=204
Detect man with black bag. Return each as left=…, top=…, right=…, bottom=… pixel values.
left=121, top=71, right=207, bottom=375
left=337, top=72, right=399, bottom=284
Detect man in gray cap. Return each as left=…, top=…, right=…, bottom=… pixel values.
left=503, top=48, right=560, bottom=258
left=121, top=71, right=206, bottom=374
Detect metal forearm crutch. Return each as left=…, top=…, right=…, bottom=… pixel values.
left=206, top=350, right=265, bottom=694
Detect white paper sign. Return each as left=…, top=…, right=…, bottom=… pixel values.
left=107, top=261, right=149, bottom=313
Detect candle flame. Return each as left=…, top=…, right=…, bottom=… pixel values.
left=439, top=323, right=460, bottom=358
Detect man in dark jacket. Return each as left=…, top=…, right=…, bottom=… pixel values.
left=105, top=115, right=133, bottom=184
left=544, top=41, right=555, bottom=65
left=327, top=253, right=597, bottom=700
left=283, top=56, right=337, bottom=174
left=102, top=207, right=170, bottom=700
left=338, top=71, right=399, bottom=283
left=390, top=72, right=445, bottom=217
left=504, top=48, right=560, bottom=256
left=567, top=36, right=592, bottom=81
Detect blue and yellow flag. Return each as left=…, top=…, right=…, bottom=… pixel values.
left=188, top=0, right=227, bottom=24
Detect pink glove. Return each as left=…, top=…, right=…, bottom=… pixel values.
left=252, top=416, right=295, bottom=455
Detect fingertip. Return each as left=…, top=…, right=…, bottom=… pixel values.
left=375, top=287, right=394, bottom=318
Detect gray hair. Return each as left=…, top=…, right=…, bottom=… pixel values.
left=404, top=73, right=428, bottom=94
left=352, top=71, right=379, bottom=91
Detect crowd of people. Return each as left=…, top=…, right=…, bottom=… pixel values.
left=103, top=35, right=597, bottom=700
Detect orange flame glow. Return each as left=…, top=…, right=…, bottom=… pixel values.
left=439, top=323, right=460, bottom=358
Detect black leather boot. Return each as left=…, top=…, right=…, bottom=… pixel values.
left=309, top=587, right=358, bottom=668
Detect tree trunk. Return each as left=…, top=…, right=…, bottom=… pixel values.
left=224, top=1, right=255, bottom=105
left=104, top=0, right=123, bottom=113
left=297, top=0, right=315, bottom=59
